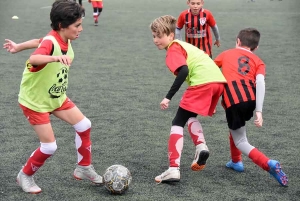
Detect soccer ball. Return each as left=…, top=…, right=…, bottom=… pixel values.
left=103, top=165, right=132, bottom=194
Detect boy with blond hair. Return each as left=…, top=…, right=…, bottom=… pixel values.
left=149, top=15, right=226, bottom=183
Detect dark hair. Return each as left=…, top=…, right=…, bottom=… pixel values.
left=237, top=28, right=260, bottom=51
left=50, top=0, right=83, bottom=30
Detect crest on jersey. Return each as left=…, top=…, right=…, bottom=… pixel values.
left=199, top=17, right=206, bottom=26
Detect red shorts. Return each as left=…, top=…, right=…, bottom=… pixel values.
left=19, top=97, right=76, bottom=125
left=180, top=83, right=225, bottom=116
left=92, top=1, right=103, bottom=8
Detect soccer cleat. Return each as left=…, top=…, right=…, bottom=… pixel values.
left=268, top=160, right=288, bottom=187
left=226, top=160, right=244, bottom=172
left=191, top=143, right=209, bottom=171
left=16, top=170, right=42, bottom=194
left=155, top=167, right=180, bottom=183
left=74, top=165, right=103, bottom=184
left=94, top=18, right=98, bottom=26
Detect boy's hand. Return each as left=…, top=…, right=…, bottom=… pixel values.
left=214, top=40, right=221, bottom=47
left=254, top=111, right=263, bottom=127
left=54, top=55, right=72, bottom=67
left=160, top=98, right=170, bottom=110
left=88, top=0, right=91, bottom=2
left=3, top=39, right=19, bottom=53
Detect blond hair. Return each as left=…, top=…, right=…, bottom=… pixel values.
left=150, top=15, right=177, bottom=38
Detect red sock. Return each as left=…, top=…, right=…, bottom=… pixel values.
left=76, top=128, right=92, bottom=166
left=168, top=127, right=183, bottom=167
left=188, top=118, right=205, bottom=146
left=93, top=13, right=98, bottom=22
left=229, top=133, right=242, bottom=163
left=248, top=148, right=270, bottom=171
left=22, top=147, right=51, bottom=176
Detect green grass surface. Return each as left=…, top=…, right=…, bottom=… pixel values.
left=0, top=0, right=300, bottom=200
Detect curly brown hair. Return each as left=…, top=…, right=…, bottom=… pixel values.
left=50, top=0, right=84, bottom=30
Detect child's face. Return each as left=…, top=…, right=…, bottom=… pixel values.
left=187, top=0, right=204, bottom=15
left=152, top=32, right=174, bottom=50
left=60, top=18, right=83, bottom=41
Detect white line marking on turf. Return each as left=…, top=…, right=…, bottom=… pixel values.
left=40, top=0, right=88, bottom=9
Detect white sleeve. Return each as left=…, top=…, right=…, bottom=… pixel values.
left=175, top=28, right=182, bottom=40
left=255, top=74, right=265, bottom=112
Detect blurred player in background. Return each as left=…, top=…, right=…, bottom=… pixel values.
left=214, top=28, right=288, bottom=187
left=3, top=0, right=103, bottom=194
left=88, top=0, right=103, bottom=26
left=176, top=0, right=221, bottom=114
left=150, top=15, right=226, bottom=183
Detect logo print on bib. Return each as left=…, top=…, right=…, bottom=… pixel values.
left=48, top=67, right=68, bottom=98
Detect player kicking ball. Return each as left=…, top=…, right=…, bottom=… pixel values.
left=149, top=15, right=227, bottom=183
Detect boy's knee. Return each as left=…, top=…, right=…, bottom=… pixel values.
left=82, top=117, right=91, bottom=128
left=187, top=117, right=198, bottom=125
left=73, top=117, right=91, bottom=132
left=40, top=141, right=57, bottom=155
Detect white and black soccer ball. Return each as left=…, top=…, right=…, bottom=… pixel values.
left=103, top=165, right=132, bottom=195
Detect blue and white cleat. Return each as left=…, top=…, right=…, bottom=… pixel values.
left=268, top=160, right=288, bottom=187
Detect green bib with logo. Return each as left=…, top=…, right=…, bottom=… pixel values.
left=18, top=35, right=74, bottom=112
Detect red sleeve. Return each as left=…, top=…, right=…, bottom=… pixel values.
left=29, top=39, right=54, bottom=72
left=256, top=59, right=266, bottom=76
left=32, top=39, right=53, bottom=56
left=176, top=12, right=185, bottom=29
left=214, top=52, right=224, bottom=67
left=206, top=10, right=216, bottom=27
left=166, top=43, right=187, bottom=74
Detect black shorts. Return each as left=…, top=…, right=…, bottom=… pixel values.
left=225, top=101, right=256, bottom=130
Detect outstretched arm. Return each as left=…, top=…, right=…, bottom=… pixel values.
left=3, top=39, right=40, bottom=54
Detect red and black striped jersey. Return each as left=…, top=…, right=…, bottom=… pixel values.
left=177, top=9, right=216, bottom=57
left=214, top=47, right=266, bottom=108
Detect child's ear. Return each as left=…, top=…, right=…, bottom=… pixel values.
left=170, top=32, right=175, bottom=40
left=236, top=38, right=241, bottom=46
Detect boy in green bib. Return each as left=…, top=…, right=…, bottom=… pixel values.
left=150, top=15, right=226, bottom=183
left=3, top=0, right=102, bottom=194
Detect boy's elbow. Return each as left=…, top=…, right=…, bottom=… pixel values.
left=29, top=55, right=41, bottom=66
left=28, top=55, right=38, bottom=65
left=28, top=56, right=35, bottom=65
